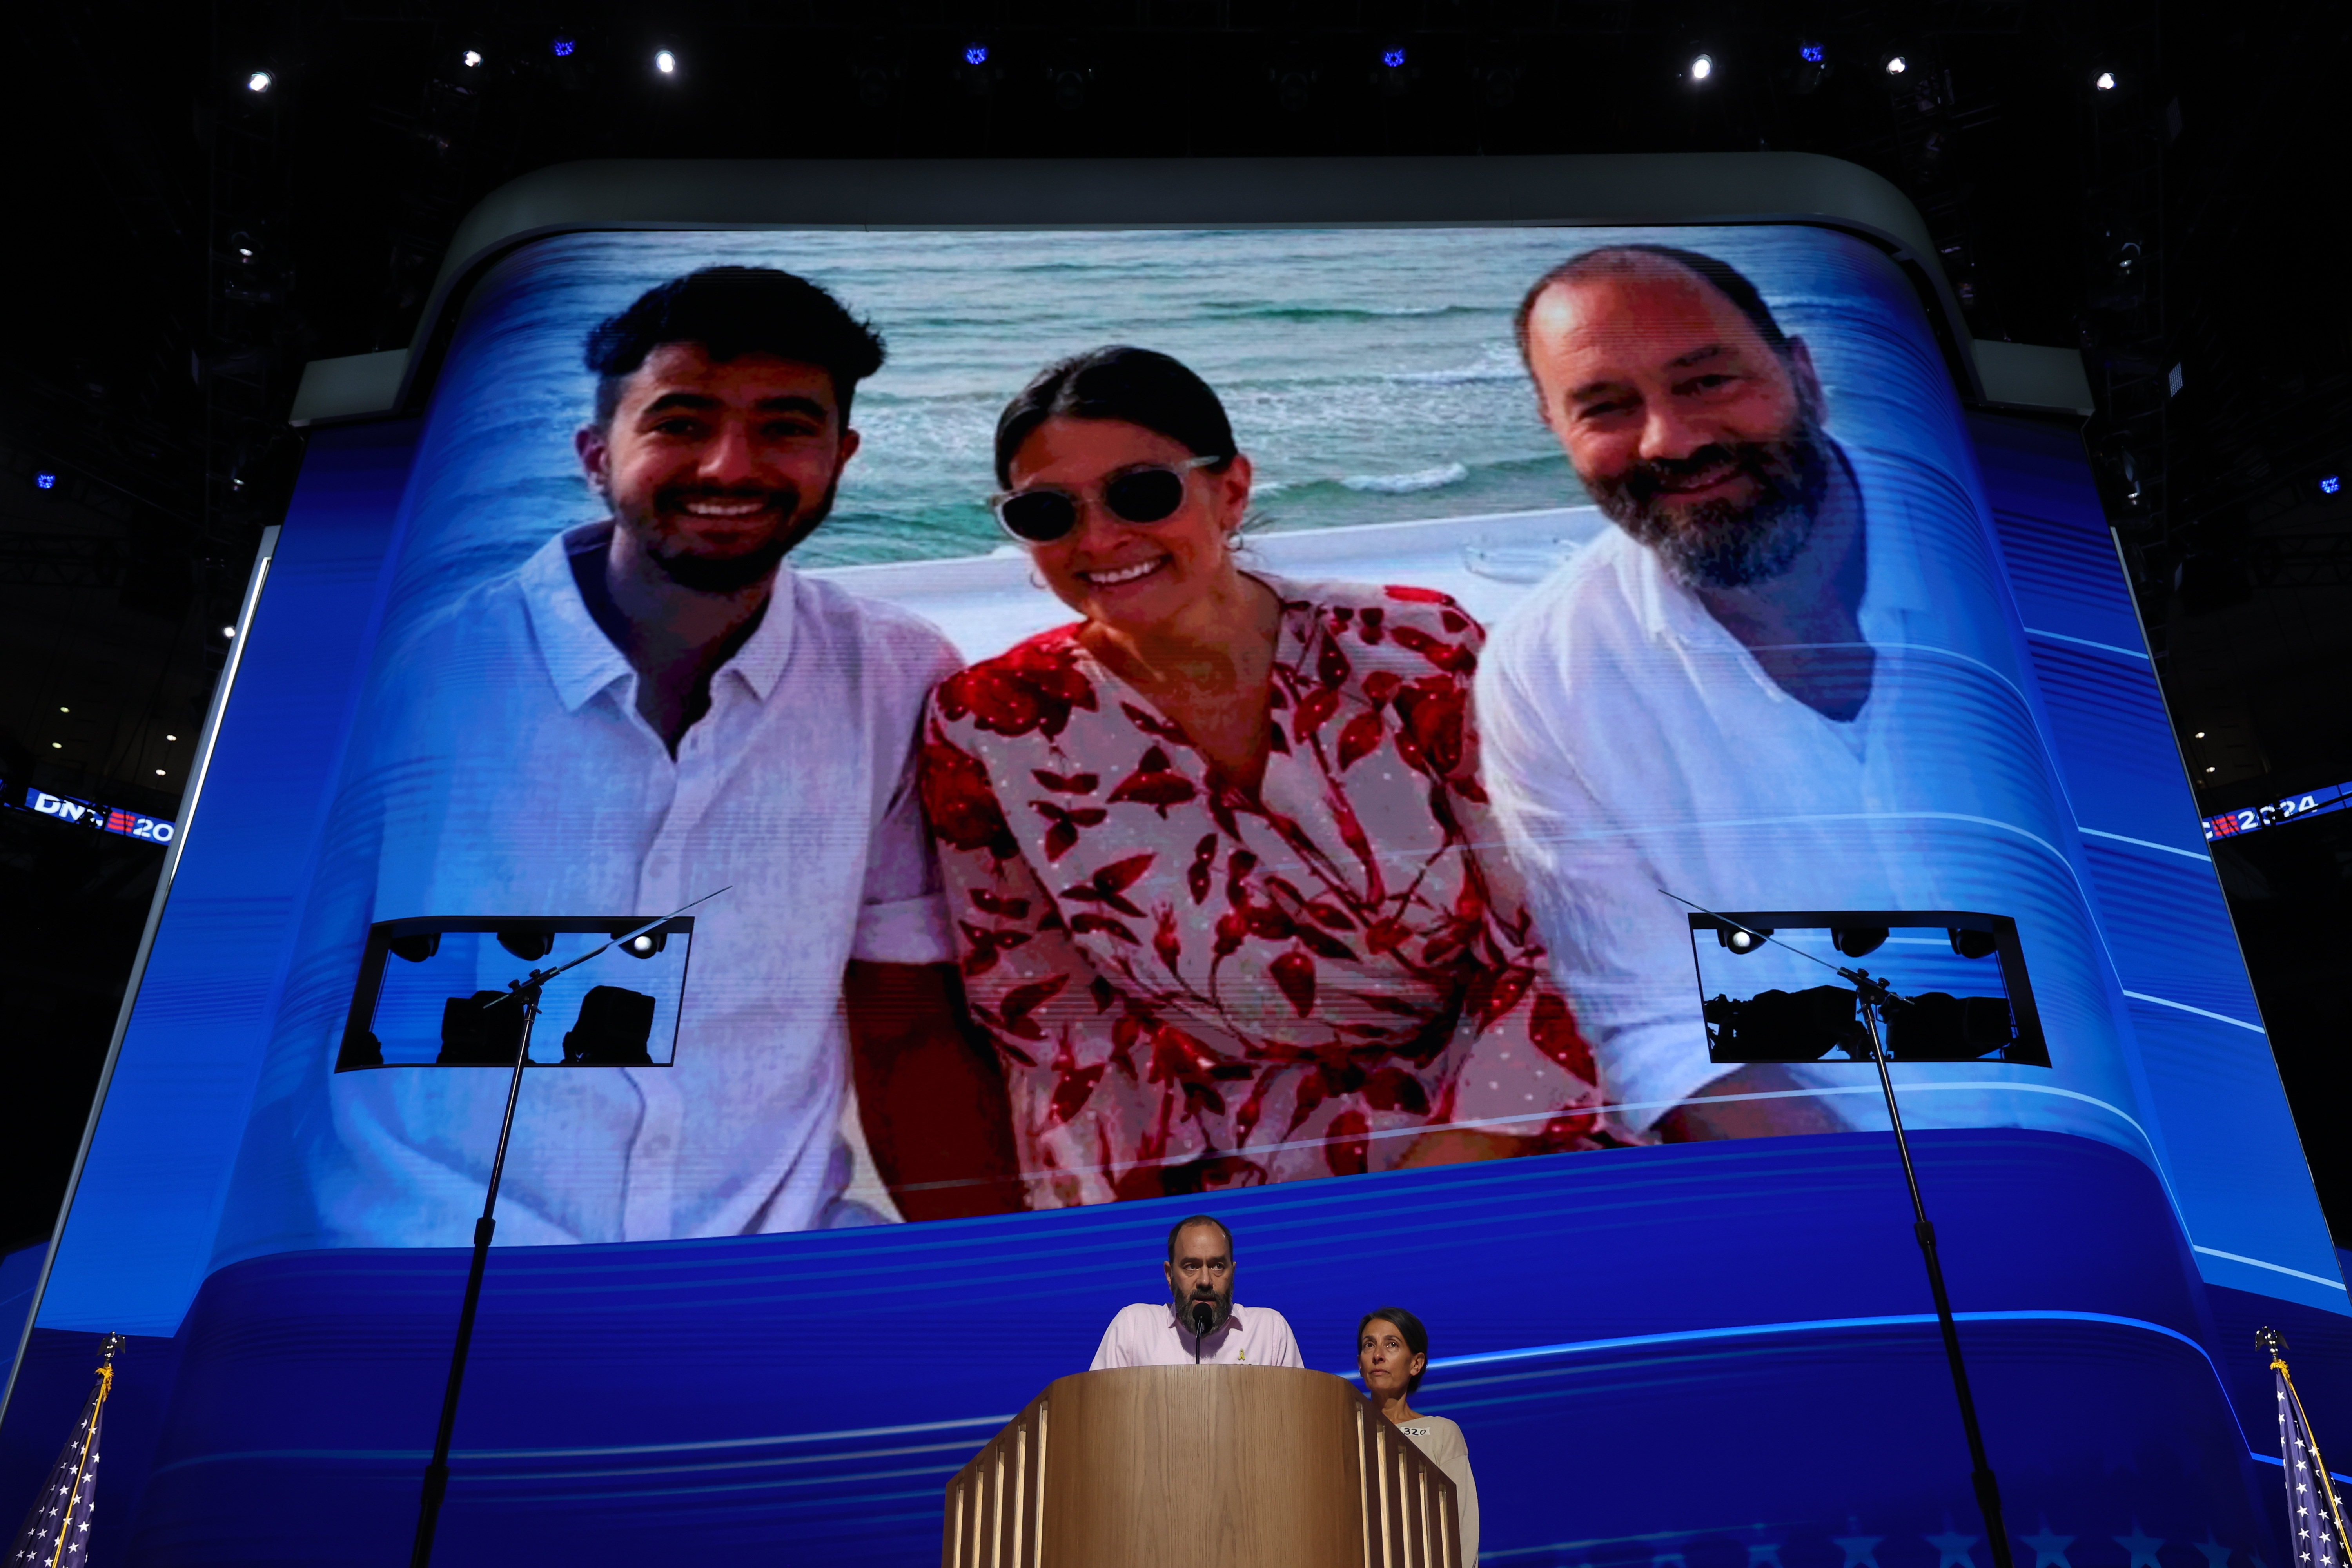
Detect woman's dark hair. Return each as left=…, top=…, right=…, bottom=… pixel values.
left=994, top=345, right=1239, bottom=487
left=585, top=265, right=886, bottom=431
left=1358, top=1307, right=1431, bottom=1394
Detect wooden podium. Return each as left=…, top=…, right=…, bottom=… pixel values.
left=942, top=1365, right=1460, bottom=1568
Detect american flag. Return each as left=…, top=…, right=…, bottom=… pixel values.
left=2270, top=1330, right=2352, bottom=1568
left=6, top=1335, right=119, bottom=1568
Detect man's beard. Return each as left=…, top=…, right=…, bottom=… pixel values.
left=622, top=479, right=838, bottom=594
left=1173, top=1283, right=1234, bottom=1334
left=1583, top=416, right=1833, bottom=590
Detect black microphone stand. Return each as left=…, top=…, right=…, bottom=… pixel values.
left=407, top=889, right=726, bottom=1568
left=1192, top=1303, right=1214, bottom=1364
left=1664, top=892, right=2014, bottom=1568
left=1842, top=965, right=2014, bottom=1568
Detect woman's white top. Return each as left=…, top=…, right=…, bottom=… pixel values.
left=1395, top=1413, right=1479, bottom=1564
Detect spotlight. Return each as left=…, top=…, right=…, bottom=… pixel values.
left=1885, top=54, right=1908, bottom=74
left=166, top=733, right=178, bottom=742
left=1690, top=53, right=1715, bottom=81
left=620, top=927, right=669, bottom=959
left=35, top=472, right=56, bottom=490
left=463, top=49, right=483, bottom=68
left=155, top=769, right=165, bottom=777
left=2094, top=71, right=2117, bottom=91
left=965, top=42, right=988, bottom=65
left=59, top=706, right=68, bottom=713
left=220, top=624, right=237, bottom=638
left=552, top=37, right=576, bottom=58
left=2194, top=730, right=2206, bottom=738
left=50, top=742, right=61, bottom=750
left=388, top=931, right=442, bottom=964
left=2321, top=475, right=2342, bottom=497
left=1717, top=923, right=1773, bottom=955
left=497, top=929, right=555, bottom=962
left=246, top=70, right=272, bottom=92
left=1383, top=47, right=1407, bottom=68
left=1948, top=927, right=1999, bottom=961
left=654, top=49, right=676, bottom=74
left=1831, top=926, right=1889, bottom=958
left=1799, top=42, right=1824, bottom=63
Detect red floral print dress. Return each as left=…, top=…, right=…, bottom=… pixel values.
left=921, top=576, right=1603, bottom=1207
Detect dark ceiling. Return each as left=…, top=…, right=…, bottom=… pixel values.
left=4, top=0, right=2348, bottom=1257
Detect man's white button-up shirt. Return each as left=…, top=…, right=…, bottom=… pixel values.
left=301, top=523, right=961, bottom=1247
left=1472, top=443, right=2139, bottom=1144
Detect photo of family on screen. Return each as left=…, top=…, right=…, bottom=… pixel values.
left=210, top=225, right=2150, bottom=1259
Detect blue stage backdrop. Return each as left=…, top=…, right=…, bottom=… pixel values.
left=3, top=218, right=2339, bottom=1563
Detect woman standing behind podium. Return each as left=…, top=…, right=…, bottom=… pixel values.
left=1360, top=1306, right=1479, bottom=1564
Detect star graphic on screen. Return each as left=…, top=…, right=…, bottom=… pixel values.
left=2116, top=1524, right=2166, bottom=1568
left=1835, top=1536, right=1886, bottom=1568
left=1926, top=1526, right=1980, bottom=1568
left=2198, top=1533, right=2236, bottom=1568
left=2022, top=1517, right=2076, bottom=1568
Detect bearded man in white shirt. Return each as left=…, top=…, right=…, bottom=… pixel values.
left=1433, top=243, right=2132, bottom=1158
left=290, top=267, right=1020, bottom=1247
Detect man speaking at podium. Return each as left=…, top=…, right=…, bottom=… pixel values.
left=1091, top=1216, right=1304, bottom=1369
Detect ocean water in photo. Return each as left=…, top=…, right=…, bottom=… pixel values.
left=398, top=224, right=1928, bottom=607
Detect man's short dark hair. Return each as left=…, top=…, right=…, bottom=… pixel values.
left=1166, top=1213, right=1234, bottom=1261
left=1512, top=243, right=1792, bottom=371
left=585, top=265, right=886, bottom=431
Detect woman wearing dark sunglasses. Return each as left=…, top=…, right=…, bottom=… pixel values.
left=920, top=345, right=1606, bottom=1209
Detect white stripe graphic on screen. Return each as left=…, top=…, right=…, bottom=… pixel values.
left=2076, top=828, right=2212, bottom=864
left=2022, top=626, right=2151, bottom=661
left=2190, top=1247, right=2345, bottom=1289
left=2120, top=990, right=2265, bottom=1033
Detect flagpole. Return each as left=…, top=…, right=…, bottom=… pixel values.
left=2262, top=1328, right=2352, bottom=1559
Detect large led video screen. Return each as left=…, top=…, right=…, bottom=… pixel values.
left=197, top=221, right=2165, bottom=1259
left=13, top=192, right=2336, bottom=1565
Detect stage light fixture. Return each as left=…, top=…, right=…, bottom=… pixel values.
left=155, top=769, right=165, bottom=777
left=2095, top=71, right=2117, bottom=91
left=36, top=472, right=56, bottom=490
left=2321, top=475, right=2342, bottom=496
left=1717, top=923, right=1772, bottom=954
left=50, top=742, right=61, bottom=750
left=497, top=929, right=556, bottom=962
left=247, top=70, right=272, bottom=92
left=622, top=929, right=668, bottom=959
left=552, top=37, right=576, bottom=58
left=1948, top=927, right=1999, bottom=961
left=1690, top=54, right=1715, bottom=81
left=2206, top=766, right=2217, bottom=773
left=655, top=49, right=676, bottom=74
left=1832, top=926, right=1889, bottom=958
left=1799, top=42, right=1824, bottom=63
left=58, top=706, right=68, bottom=713
left=220, top=624, right=237, bottom=638
left=166, top=733, right=178, bottom=742
left=965, top=43, right=988, bottom=65
left=463, top=50, right=483, bottom=68
left=2194, top=730, right=2206, bottom=738
left=1885, top=54, right=1908, bottom=74
left=1383, top=47, right=1407, bottom=68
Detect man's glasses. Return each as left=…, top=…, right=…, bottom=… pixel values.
left=991, top=455, right=1221, bottom=544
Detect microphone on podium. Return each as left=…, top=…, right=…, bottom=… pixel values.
left=1192, top=1301, right=1214, bottom=1364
